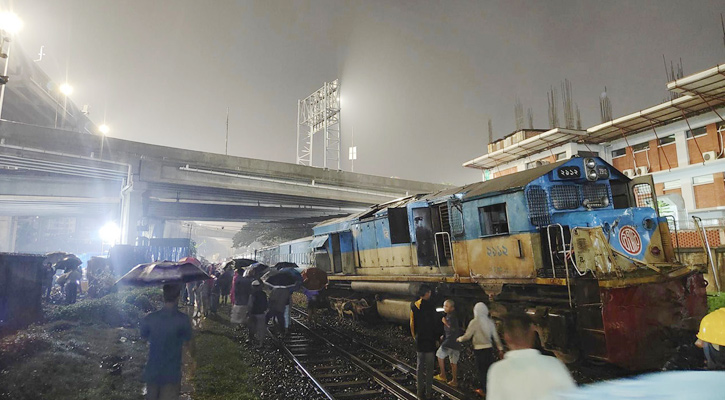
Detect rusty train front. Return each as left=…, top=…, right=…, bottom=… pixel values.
left=260, top=156, right=708, bottom=370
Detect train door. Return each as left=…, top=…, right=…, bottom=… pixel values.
left=340, top=231, right=355, bottom=274
left=413, top=208, right=436, bottom=266
left=331, top=233, right=343, bottom=273
left=628, top=175, right=659, bottom=213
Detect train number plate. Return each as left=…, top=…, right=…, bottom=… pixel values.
left=619, top=226, right=642, bottom=255
left=557, top=166, right=581, bottom=179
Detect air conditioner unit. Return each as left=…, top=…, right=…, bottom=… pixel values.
left=623, top=169, right=635, bottom=178
left=636, top=166, right=650, bottom=176
left=703, top=151, right=718, bottom=162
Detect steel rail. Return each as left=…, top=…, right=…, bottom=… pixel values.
left=268, top=329, right=337, bottom=400
left=292, top=307, right=468, bottom=400
left=291, top=316, right=419, bottom=400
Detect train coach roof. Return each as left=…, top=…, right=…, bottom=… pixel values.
left=459, top=158, right=569, bottom=200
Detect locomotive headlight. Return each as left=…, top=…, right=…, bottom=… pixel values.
left=585, top=159, right=596, bottom=169
left=587, top=171, right=598, bottom=181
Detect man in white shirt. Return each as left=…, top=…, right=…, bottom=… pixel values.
left=487, top=313, right=576, bottom=400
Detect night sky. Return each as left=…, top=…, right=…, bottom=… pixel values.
left=8, top=0, right=725, bottom=184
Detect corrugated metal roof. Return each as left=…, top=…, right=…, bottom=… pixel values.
left=462, top=128, right=587, bottom=170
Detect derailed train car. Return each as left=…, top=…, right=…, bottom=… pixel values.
left=260, top=156, right=708, bottom=370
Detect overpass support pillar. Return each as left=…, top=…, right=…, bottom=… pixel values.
left=121, top=182, right=148, bottom=246
left=0, top=216, right=17, bottom=252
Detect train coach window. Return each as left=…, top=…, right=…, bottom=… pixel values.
left=388, top=208, right=411, bottom=244
left=479, top=203, right=509, bottom=236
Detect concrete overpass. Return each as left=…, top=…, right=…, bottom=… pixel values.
left=0, top=120, right=447, bottom=249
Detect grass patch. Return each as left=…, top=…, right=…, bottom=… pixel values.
left=191, top=315, right=257, bottom=400
left=0, top=288, right=162, bottom=400
left=708, top=293, right=725, bottom=312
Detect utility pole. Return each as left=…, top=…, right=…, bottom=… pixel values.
left=349, top=126, right=356, bottom=172
left=225, top=107, right=229, bottom=155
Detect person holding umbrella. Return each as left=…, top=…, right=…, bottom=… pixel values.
left=140, top=284, right=193, bottom=400
left=116, top=259, right=210, bottom=400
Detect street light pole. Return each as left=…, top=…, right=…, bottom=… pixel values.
left=0, top=12, right=23, bottom=121
left=0, top=38, right=11, bottom=121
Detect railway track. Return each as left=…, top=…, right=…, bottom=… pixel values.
left=269, top=307, right=469, bottom=400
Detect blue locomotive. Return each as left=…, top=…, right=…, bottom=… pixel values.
left=257, top=156, right=707, bottom=370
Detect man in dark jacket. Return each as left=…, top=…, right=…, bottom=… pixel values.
left=248, top=281, right=268, bottom=347
left=219, top=267, right=233, bottom=304
left=410, top=284, right=439, bottom=400
left=231, top=273, right=253, bottom=326
left=267, top=286, right=291, bottom=337
left=140, top=284, right=192, bottom=400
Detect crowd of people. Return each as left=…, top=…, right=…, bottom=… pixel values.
left=178, top=261, right=325, bottom=348
left=410, top=283, right=725, bottom=400
left=41, top=253, right=115, bottom=305
left=410, top=283, right=576, bottom=399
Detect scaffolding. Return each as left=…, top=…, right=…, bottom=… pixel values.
left=296, top=79, right=341, bottom=169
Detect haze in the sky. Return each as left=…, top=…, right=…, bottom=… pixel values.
left=8, top=0, right=725, bottom=185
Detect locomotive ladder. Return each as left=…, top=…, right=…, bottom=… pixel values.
left=545, top=223, right=573, bottom=308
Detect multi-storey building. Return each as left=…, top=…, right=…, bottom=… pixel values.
left=464, top=63, right=725, bottom=233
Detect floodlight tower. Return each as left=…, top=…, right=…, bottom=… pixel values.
left=296, top=79, right=341, bottom=169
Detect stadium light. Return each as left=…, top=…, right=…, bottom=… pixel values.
left=60, top=83, right=73, bottom=96
left=0, top=12, right=22, bottom=35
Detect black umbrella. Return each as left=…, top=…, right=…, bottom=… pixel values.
left=233, top=258, right=257, bottom=268
left=55, top=255, right=82, bottom=272
left=262, top=269, right=302, bottom=289
left=274, top=262, right=298, bottom=270
left=242, top=263, right=268, bottom=279
left=44, top=251, right=69, bottom=266
left=114, top=261, right=211, bottom=287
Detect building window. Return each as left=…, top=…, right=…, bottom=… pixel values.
left=663, top=180, right=681, bottom=191
left=693, top=174, right=714, bottom=186
left=555, top=152, right=567, bottom=161
left=686, top=127, right=707, bottom=139
left=611, top=148, right=627, bottom=158
left=658, top=135, right=676, bottom=146
left=631, top=142, right=650, bottom=152
left=479, top=203, right=509, bottom=236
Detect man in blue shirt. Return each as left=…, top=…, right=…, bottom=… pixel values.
left=140, top=284, right=193, bottom=400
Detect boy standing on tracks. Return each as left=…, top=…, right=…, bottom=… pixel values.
left=434, top=299, right=462, bottom=387
left=410, top=284, right=439, bottom=400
